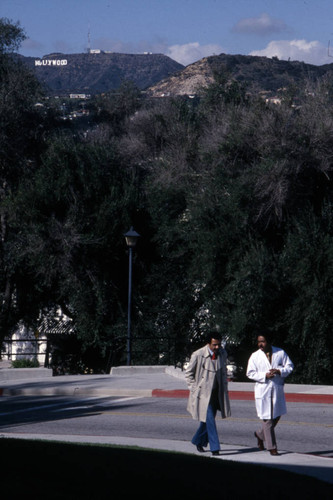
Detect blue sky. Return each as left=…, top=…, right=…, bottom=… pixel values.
left=2, top=0, right=333, bottom=66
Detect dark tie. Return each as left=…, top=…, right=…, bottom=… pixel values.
left=212, top=352, right=217, bottom=360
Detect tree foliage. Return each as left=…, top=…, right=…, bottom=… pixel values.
left=0, top=18, right=26, bottom=53
left=0, top=18, right=46, bottom=339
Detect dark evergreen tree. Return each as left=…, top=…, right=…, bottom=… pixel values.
left=0, top=18, right=46, bottom=342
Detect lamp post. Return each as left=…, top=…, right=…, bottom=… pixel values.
left=124, top=226, right=140, bottom=366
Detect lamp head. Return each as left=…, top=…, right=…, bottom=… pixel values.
left=124, top=227, right=140, bottom=247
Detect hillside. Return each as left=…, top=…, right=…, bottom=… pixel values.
left=16, top=51, right=333, bottom=98
left=145, top=57, right=216, bottom=97
left=147, top=53, right=333, bottom=97
left=18, top=52, right=184, bottom=96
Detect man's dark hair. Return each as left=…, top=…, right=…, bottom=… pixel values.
left=256, top=329, right=273, bottom=343
left=205, top=332, right=222, bottom=344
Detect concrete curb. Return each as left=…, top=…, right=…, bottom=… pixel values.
left=151, top=389, right=333, bottom=403
left=111, top=366, right=169, bottom=375
left=0, top=367, right=52, bottom=381
left=1, top=385, right=333, bottom=403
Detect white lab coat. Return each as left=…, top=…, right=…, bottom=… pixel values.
left=246, top=346, right=294, bottom=420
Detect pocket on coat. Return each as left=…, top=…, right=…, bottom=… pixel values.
left=255, top=397, right=266, bottom=417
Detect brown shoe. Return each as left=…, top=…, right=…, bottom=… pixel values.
left=254, top=432, right=264, bottom=451
left=269, top=449, right=279, bottom=456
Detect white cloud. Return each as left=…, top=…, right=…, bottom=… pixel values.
left=21, top=38, right=44, bottom=53
left=21, top=37, right=80, bottom=56
left=250, top=39, right=331, bottom=66
left=93, top=38, right=144, bottom=54
left=166, top=42, right=224, bottom=66
left=233, top=13, right=288, bottom=36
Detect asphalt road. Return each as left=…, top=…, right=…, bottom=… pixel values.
left=1, top=395, right=332, bottom=458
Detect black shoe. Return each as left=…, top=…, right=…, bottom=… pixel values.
left=212, top=450, right=220, bottom=456
left=196, top=445, right=205, bottom=453
left=269, top=449, right=279, bottom=456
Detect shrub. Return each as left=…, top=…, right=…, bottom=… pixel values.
left=12, top=358, right=39, bottom=368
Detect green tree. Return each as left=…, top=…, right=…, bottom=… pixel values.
left=90, top=81, right=142, bottom=136
left=118, top=97, right=204, bottom=362
left=11, top=133, right=146, bottom=366
left=0, top=18, right=46, bottom=343
left=200, top=70, right=248, bottom=109
left=0, top=18, right=26, bottom=53
left=281, top=205, right=333, bottom=384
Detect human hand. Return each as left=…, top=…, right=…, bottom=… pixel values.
left=266, top=369, right=281, bottom=378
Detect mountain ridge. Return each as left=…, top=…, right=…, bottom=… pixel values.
left=18, top=51, right=185, bottom=96
left=146, top=53, right=333, bottom=97
left=17, top=51, right=333, bottom=98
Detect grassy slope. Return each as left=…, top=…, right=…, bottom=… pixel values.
left=1, top=438, right=332, bottom=499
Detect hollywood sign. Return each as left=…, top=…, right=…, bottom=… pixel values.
left=35, top=59, right=68, bottom=67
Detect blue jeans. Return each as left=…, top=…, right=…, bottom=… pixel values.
left=191, top=401, right=220, bottom=452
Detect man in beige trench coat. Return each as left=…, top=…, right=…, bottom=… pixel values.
left=185, top=332, right=231, bottom=455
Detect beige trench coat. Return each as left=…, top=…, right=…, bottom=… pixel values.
left=185, top=345, right=231, bottom=422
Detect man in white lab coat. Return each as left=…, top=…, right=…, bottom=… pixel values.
left=246, top=332, right=294, bottom=455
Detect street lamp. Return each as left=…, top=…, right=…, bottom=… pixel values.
left=124, top=226, right=140, bottom=365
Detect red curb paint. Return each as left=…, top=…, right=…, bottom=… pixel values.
left=285, top=393, right=333, bottom=404
left=151, top=389, right=333, bottom=404
left=229, top=391, right=254, bottom=400
left=152, top=389, right=189, bottom=398
left=151, top=390, right=255, bottom=400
